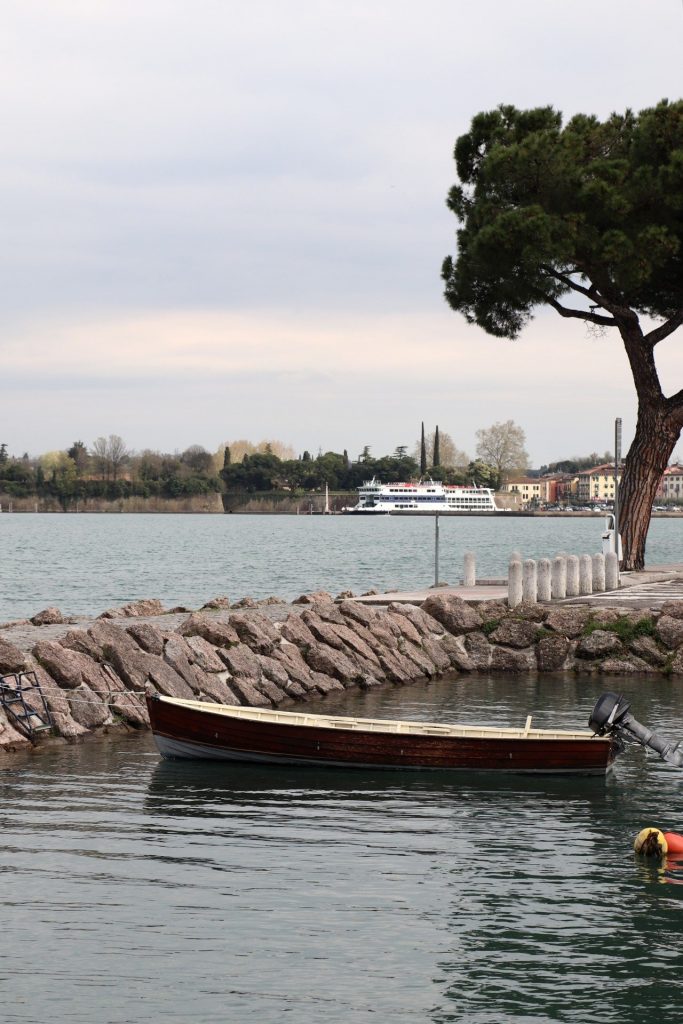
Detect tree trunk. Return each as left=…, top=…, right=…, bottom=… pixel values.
left=619, top=401, right=679, bottom=570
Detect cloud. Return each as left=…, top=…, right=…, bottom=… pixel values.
left=1, top=0, right=683, bottom=464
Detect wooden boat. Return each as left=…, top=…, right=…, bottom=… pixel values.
left=146, top=694, right=619, bottom=775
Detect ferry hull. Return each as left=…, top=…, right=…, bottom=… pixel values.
left=147, top=696, right=618, bottom=775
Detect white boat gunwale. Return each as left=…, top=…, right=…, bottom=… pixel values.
left=152, top=695, right=605, bottom=743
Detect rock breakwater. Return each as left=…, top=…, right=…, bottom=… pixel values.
left=2, top=593, right=683, bottom=760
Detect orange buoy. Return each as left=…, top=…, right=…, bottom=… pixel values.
left=663, top=832, right=683, bottom=854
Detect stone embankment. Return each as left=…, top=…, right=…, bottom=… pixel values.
left=2, top=592, right=683, bottom=759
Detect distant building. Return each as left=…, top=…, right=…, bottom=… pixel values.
left=657, top=464, right=683, bottom=500
left=500, top=475, right=569, bottom=505
left=576, top=464, right=621, bottom=503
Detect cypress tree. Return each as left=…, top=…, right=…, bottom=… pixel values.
left=433, top=426, right=441, bottom=469
left=420, top=422, right=427, bottom=476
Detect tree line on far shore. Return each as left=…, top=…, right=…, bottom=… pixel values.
left=0, top=421, right=535, bottom=503
left=1, top=420, right=620, bottom=504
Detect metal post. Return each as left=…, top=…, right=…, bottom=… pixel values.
left=434, top=513, right=440, bottom=586
left=614, top=417, right=621, bottom=575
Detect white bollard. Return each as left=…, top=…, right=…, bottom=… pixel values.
left=551, top=556, right=567, bottom=600
left=579, top=554, right=593, bottom=595
left=605, top=551, right=619, bottom=590
left=463, top=551, right=476, bottom=587
left=508, top=560, right=523, bottom=608
left=592, top=553, right=606, bottom=592
left=566, top=555, right=580, bottom=597
left=537, top=558, right=551, bottom=602
left=523, top=559, right=538, bottom=604
left=510, top=550, right=522, bottom=564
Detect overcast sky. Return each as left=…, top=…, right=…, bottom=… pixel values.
left=2, top=0, right=683, bottom=467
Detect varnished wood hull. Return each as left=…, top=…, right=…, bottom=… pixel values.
left=146, top=696, right=618, bottom=775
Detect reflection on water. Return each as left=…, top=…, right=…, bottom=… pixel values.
left=3, top=674, right=683, bottom=1023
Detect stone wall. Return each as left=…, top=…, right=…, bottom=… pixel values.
left=2, top=593, right=682, bottom=759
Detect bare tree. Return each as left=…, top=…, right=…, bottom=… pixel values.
left=475, top=421, right=530, bottom=487
left=91, top=435, right=129, bottom=482
left=108, top=435, right=129, bottom=482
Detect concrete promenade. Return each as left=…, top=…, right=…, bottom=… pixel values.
left=353, top=563, right=683, bottom=610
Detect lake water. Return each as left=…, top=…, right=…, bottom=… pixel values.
left=1, top=512, right=682, bottom=621
left=3, top=673, right=683, bottom=1023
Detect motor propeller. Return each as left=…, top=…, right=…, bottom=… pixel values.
left=589, top=692, right=683, bottom=768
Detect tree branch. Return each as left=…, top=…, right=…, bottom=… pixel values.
left=645, top=309, right=683, bottom=347
left=540, top=265, right=600, bottom=302
left=545, top=297, right=616, bottom=327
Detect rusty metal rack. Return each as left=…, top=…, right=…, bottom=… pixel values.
left=0, top=670, right=53, bottom=739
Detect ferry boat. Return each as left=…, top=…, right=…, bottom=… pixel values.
left=343, top=477, right=499, bottom=515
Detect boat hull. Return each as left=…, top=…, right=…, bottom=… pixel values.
left=146, top=697, right=617, bottom=775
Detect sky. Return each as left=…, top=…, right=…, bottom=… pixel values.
left=2, top=0, right=683, bottom=468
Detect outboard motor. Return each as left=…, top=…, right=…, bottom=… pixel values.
left=590, top=692, right=683, bottom=768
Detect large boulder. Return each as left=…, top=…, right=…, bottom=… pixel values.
left=66, top=683, right=111, bottom=729
left=366, top=620, right=400, bottom=651
left=30, top=607, right=67, bottom=626
left=271, top=646, right=318, bottom=692
left=229, top=612, right=280, bottom=654
left=163, top=635, right=208, bottom=693
left=439, top=633, right=475, bottom=672
left=99, top=599, right=165, bottom=619
left=311, top=602, right=346, bottom=626
left=656, top=615, right=683, bottom=650
left=386, top=602, right=445, bottom=637
left=0, top=710, right=32, bottom=752
left=218, top=643, right=262, bottom=682
left=660, top=600, right=683, bottom=621
left=491, top=646, right=536, bottom=673
left=420, top=637, right=453, bottom=673
left=280, top=614, right=317, bottom=648
left=462, top=632, right=492, bottom=671
left=386, top=610, right=422, bottom=645
left=576, top=631, right=624, bottom=659
left=536, top=636, right=571, bottom=672
left=339, top=600, right=377, bottom=627
left=421, top=594, right=482, bottom=635
left=376, top=648, right=421, bottom=684
left=544, top=607, right=591, bottom=638
left=293, top=591, right=334, bottom=605
left=600, top=656, right=656, bottom=674
left=255, top=678, right=288, bottom=705
left=176, top=613, right=240, bottom=649
left=61, top=629, right=105, bottom=660
left=301, top=611, right=346, bottom=650
left=127, top=622, right=166, bottom=656
left=0, top=637, right=28, bottom=674
left=328, top=622, right=383, bottom=670
left=310, top=673, right=345, bottom=695
left=489, top=619, right=540, bottom=649
left=184, top=635, right=227, bottom=673
left=229, top=678, right=271, bottom=706
left=400, top=642, right=438, bottom=678
left=23, top=659, right=88, bottom=739
left=257, top=654, right=290, bottom=690
left=628, top=635, right=668, bottom=666
left=32, top=641, right=85, bottom=689
left=302, top=642, right=362, bottom=685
